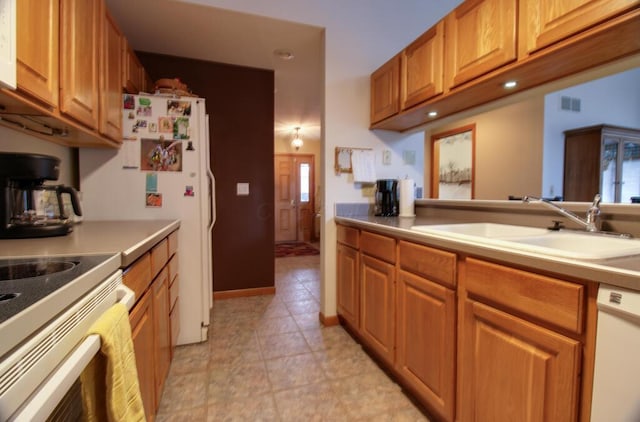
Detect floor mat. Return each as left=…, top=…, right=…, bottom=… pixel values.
left=275, top=241, right=320, bottom=258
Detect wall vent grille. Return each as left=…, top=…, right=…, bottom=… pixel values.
left=561, top=96, right=581, bottom=112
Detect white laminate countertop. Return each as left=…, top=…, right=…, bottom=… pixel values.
left=335, top=215, right=640, bottom=292
left=0, top=220, right=180, bottom=267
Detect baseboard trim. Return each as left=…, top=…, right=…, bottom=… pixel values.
left=319, top=312, right=339, bottom=326
left=213, top=286, right=276, bottom=300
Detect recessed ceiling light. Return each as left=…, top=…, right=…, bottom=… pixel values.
left=427, top=111, right=438, bottom=118
left=273, top=49, right=295, bottom=61
left=504, top=80, right=517, bottom=89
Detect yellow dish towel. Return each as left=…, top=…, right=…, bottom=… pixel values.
left=80, top=303, right=146, bottom=422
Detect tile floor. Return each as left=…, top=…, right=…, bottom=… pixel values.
left=156, top=253, right=430, bottom=421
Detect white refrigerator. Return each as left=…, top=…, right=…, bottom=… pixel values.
left=79, top=94, right=215, bottom=345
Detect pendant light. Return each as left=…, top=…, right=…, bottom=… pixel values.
left=291, top=127, right=303, bottom=150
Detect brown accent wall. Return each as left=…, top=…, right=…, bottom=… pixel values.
left=137, top=52, right=274, bottom=292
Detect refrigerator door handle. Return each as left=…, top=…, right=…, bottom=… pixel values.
left=207, top=168, right=216, bottom=229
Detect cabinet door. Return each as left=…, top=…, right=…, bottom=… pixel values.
left=99, top=8, right=123, bottom=142
left=458, top=298, right=581, bottom=422
left=401, top=21, right=444, bottom=110
left=360, top=254, right=395, bottom=365
left=444, top=0, right=517, bottom=88
left=396, top=270, right=455, bottom=422
left=60, top=0, right=100, bottom=128
left=129, top=289, right=156, bottom=420
left=152, top=267, right=171, bottom=405
left=336, top=243, right=360, bottom=329
left=519, top=0, right=639, bottom=56
left=370, top=54, right=400, bottom=124
left=16, top=0, right=59, bottom=107
left=122, top=40, right=144, bottom=94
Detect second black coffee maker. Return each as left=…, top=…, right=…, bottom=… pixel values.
left=374, top=179, right=398, bottom=216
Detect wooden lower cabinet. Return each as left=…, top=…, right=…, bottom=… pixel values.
left=152, top=267, right=171, bottom=406
left=396, top=269, right=456, bottom=421
left=458, top=258, right=584, bottom=421
left=129, top=287, right=155, bottom=421
left=336, top=243, right=360, bottom=329
left=360, top=254, right=395, bottom=365
left=124, top=229, right=179, bottom=420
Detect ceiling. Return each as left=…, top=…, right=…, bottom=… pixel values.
left=106, top=0, right=324, bottom=143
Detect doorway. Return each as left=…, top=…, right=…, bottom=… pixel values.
left=274, top=154, right=315, bottom=242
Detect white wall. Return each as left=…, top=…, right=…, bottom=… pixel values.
left=543, top=67, right=640, bottom=198
left=0, top=126, right=76, bottom=186
left=194, top=0, right=462, bottom=317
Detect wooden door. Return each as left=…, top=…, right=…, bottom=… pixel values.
left=360, top=254, right=395, bottom=365
left=458, top=298, right=581, bottom=422
left=60, top=0, right=100, bottom=128
left=401, top=21, right=444, bottom=110
left=129, top=289, right=156, bottom=420
left=100, top=8, right=123, bottom=142
left=16, top=0, right=59, bottom=107
left=370, top=54, right=400, bottom=123
left=274, top=154, right=315, bottom=242
left=519, top=0, right=640, bottom=57
left=444, top=0, right=517, bottom=88
left=337, top=243, right=360, bottom=329
left=396, top=270, right=456, bottom=422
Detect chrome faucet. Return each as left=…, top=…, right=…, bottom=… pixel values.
left=523, top=194, right=602, bottom=232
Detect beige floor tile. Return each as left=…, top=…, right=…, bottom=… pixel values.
left=207, top=361, right=271, bottom=404
left=273, top=382, right=351, bottom=422
left=156, top=406, right=208, bottom=421
left=265, top=352, right=326, bottom=391
left=259, top=331, right=312, bottom=359
left=285, top=298, right=320, bottom=315
left=206, top=394, right=279, bottom=421
left=158, top=372, right=208, bottom=413
left=292, top=311, right=323, bottom=331
left=256, top=314, right=300, bottom=337
left=302, top=325, right=358, bottom=351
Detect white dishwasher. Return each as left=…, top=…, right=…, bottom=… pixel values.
left=591, top=283, right=640, bottom=422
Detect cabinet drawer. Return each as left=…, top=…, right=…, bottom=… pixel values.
left=337, top=225, right=359, bottom=249
left=123, top=252, right=151, bottom=302
left=360, top=231, right=396, bottom=264
left=168, top=230, right=178, bottom=257
left=464, top=258, right=585, bottom=334
left=150, top=238, right=168, bottom=279
left=399, top=241, right=456, bottom=288
left=169, top=274, right=179, bottom=311
left=168, top=253, right=178, bottom=284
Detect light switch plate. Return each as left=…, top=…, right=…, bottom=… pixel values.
left=236, top=182, right=249, bottom=196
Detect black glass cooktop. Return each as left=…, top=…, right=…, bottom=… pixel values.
left=0, top=254, right=115, bottom=324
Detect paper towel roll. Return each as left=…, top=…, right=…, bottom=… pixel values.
left=399, top=178, right=415, bottom=217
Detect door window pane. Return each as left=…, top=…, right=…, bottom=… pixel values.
left=300, top=163, right=310, bottom=202
left=621, top=141, right=640, bottom=203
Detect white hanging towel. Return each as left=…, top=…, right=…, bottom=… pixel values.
left=351, top=149, right=377, bottom=183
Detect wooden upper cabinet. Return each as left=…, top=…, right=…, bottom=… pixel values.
left=16, top=0, right=59, bottom=107
left=370, top=54, right=400, bottom=124
left=100, top=8, right=123, bottom=142
left=444, top=0, right=517, bottom=88
left=123, top=39, right=144, bottom=94
left=519, top=0, right=640, bottom=57
left=60, top=0, right=101, bottom=129
left=401, top=20, right=444, bottom=110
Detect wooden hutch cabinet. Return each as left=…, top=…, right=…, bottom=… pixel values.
left=563, top=124, right=640, bottom=202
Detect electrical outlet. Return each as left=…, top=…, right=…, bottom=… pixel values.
left=382, top=150, right=392, bottom=165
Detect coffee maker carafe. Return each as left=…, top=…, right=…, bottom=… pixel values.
left=374, top=179, right=399, bottom=216
left=0, top=153, right=82, bottom=238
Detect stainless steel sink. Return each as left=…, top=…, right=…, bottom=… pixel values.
left=411, top=223, right=640, bottom=260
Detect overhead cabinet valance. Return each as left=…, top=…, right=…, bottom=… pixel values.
left=370, top=0, right=640, bottom=132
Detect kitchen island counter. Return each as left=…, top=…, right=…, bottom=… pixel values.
left=336, top=215, right=640, bottom=292
left=0, top=220, right=180, bottom=267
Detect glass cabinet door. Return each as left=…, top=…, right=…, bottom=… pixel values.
left=620, top=140, right=640, bottom=203
left=601, top=139, right=618, bottom=203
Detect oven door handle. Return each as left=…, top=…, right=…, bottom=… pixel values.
left=9, top=284, right=135, bottom=421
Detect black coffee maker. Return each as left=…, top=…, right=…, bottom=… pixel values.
left=374, top=179, right=399, bottom=216
left=0, top=153, right=82, bottom=238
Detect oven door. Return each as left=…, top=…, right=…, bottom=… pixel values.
left=0, top=271, right=134, bottom=421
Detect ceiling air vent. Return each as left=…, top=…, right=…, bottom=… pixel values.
left=561, top=96, right=581, bottom=112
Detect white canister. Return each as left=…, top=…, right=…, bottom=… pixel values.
left=398, top=178, right=415, bottom=217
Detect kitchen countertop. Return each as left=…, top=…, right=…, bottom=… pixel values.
left=336, top=215, right=640, bottom=291
left=0, top=220, right=180, bottom=267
